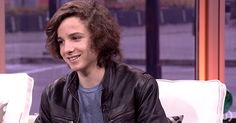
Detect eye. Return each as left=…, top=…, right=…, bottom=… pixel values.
left=71, top=35, right=81, bottom=41
left=57, top=38, right=64, bottom=44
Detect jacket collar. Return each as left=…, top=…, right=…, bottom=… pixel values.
left=67, top=71, right=79, bottom=96
left=66, top=61, right=117, bottom=94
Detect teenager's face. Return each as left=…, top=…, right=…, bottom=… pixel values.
left=57, top=16, right=98, bottom=73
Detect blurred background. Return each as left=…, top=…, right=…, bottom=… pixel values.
left=2, top=0, right=236, bottom=115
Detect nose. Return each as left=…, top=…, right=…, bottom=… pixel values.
left=63, top=40, right=75, bottom=54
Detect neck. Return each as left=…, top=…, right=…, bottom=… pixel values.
left=77, top=65, right=105, bottom=89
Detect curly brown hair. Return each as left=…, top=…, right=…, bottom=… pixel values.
left=46, top=0, right=122, bottom=67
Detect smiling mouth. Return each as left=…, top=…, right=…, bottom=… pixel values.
left=68, top=55, right=81, bottom=62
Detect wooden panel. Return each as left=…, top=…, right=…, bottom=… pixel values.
left=0, top=0, right=5, bottom=73
left=219, top=0, right=225, bottom=82
left=196, top=0, right=225, bottom=82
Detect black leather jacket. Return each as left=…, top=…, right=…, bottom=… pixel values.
left=35, top=62, right=168, bottom=123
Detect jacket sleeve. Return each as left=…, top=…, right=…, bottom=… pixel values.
left=34, top=87, right=51, bottom=123
left=136, top=78, right=169, bottom=123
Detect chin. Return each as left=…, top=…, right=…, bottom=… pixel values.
left=69, top=66, right=80, bottom=71
left=68, top=64, right=82, bottom=71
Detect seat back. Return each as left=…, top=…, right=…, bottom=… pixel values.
left=157, top=79, right=226, bottom=123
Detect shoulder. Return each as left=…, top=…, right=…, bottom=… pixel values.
left=42, top=73, right=71, bottom=98
left=47, top=76, right=67, bottom=91
left=114, top=62, right=157, bottom=86
left=113, top=62, right=159, bottom=97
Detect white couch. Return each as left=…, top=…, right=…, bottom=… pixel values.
left=28, top=79, right=226, bottom=123
left=0, top=73, right=226, bottom=123
left=157, top=79, right=226, bottom=123
left=0, top=73, right=34, bottom=123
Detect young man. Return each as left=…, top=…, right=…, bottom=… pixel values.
left=35, top=0, right=168, bottom=122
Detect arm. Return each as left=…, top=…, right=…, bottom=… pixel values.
left=34, top=87, right=51, bottom=123
left=136, top=78, right=168, bottom=123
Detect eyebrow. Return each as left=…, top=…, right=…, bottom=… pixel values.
left=57, top=32, right=84, bottom=40
left=68, top=32, right=84, bottom=37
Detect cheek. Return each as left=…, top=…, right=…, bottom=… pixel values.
left=89, top=51, right=99, bottom=61
left=59, top=48, right=65, bottom=58
left=86, top=46, right=97, bottom=56
left=59, top=45, right=64, bottom=54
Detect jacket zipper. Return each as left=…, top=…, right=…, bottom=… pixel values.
left=53, top=115, right=74, bottom=123
left=68, top=88, right=80, bottom=123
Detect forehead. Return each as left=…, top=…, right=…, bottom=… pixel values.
left=57, top=16, right=89, bottom=36
left=59, top=16, right=84, bottom=29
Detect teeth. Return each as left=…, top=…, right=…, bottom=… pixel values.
left=68, top=56, right=79, bottom=61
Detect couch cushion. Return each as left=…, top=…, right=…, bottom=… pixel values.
left=0, top=73, right=34, bottom=123
left=157, top=79, right=226, bottom=123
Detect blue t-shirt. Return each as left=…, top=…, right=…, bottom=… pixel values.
left=78, top=84, right=104, bottom=123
